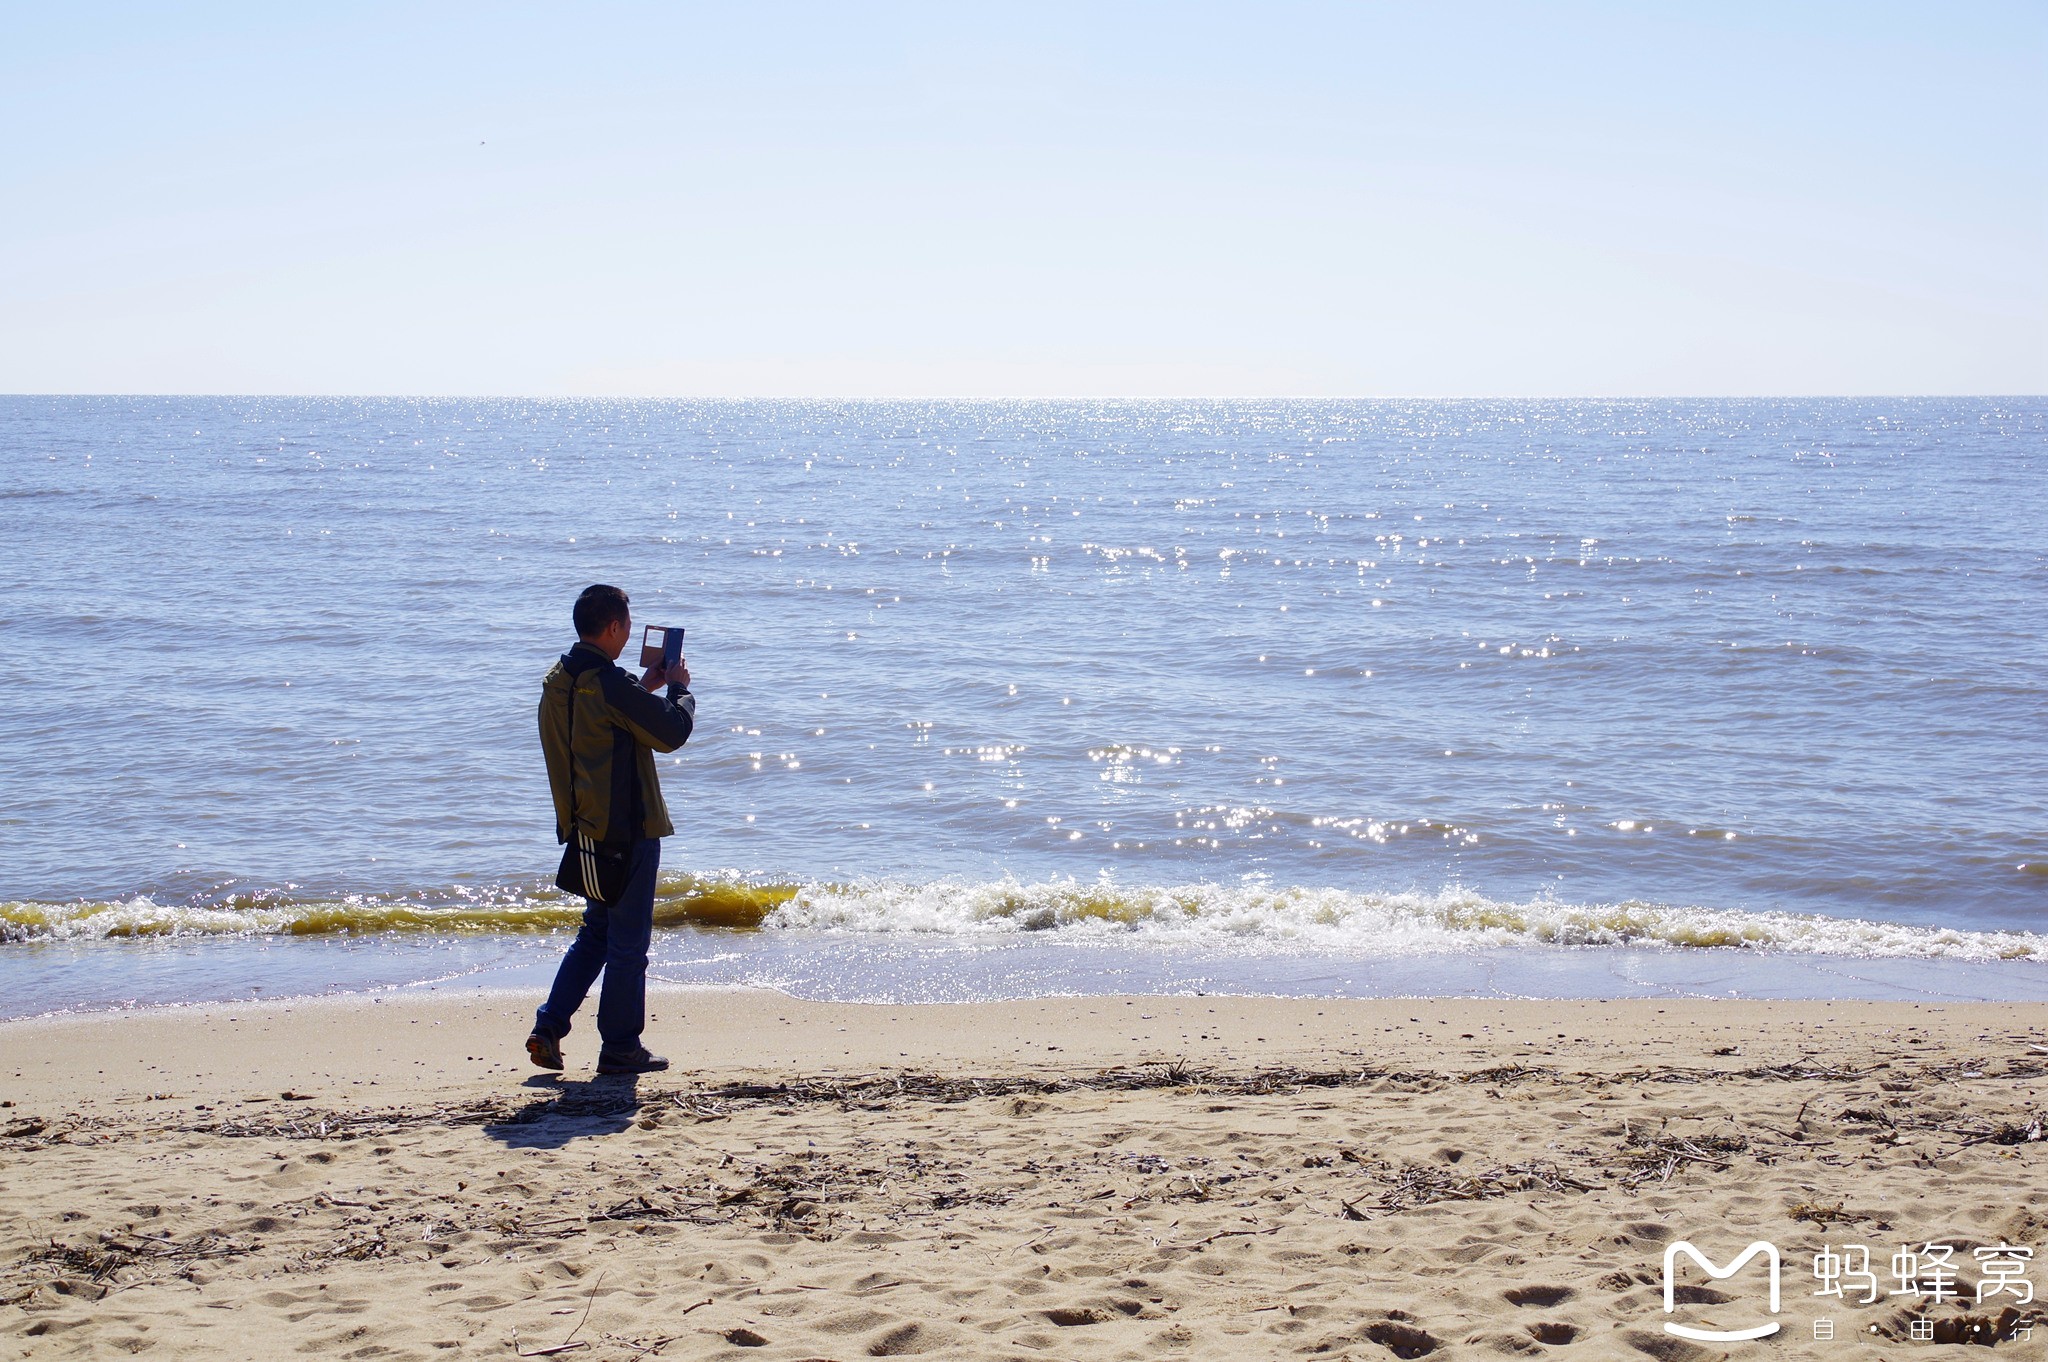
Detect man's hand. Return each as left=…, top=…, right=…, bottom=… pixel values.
left=641, top=659, right=690, bottom=692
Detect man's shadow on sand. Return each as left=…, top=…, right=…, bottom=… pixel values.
left=484, top=1073, right=644, bottom=1150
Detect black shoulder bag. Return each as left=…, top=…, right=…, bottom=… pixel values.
left=553, top=671, right=634, bottom=906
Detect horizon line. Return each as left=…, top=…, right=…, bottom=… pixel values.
left=4, top=391, right=2043, bottom=402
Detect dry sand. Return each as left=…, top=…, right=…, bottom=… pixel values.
left=2, top=990, right=2043, bottom=1360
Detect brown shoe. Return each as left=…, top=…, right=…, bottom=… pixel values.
left=595, top=1048, right=668, bottom=1075
left=525, top=1032, right=563, bottom=1071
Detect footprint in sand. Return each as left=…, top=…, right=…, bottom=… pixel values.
left=1363, top=1318, right=1440, bottom=1357
left=1503, top=1284, right=1576, bottom=1308
left=867, top=1320, right=955, bottom=1354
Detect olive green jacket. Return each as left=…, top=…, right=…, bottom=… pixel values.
left=539, top=642, right=696, bottom=845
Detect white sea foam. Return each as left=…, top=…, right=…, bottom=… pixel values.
left=760, top=878, right=2048, bottom=962
left=6, top=875, right=2042, bottom=963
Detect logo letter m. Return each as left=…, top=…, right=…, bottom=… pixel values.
left=1663, top=1240, right=1782, bottom=1342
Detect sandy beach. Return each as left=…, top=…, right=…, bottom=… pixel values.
left=2, top=991, right=2043, bottom=1359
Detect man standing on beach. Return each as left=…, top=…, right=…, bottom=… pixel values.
left=527, top=584, right=695, bottom=1075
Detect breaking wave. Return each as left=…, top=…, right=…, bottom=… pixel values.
left=3, top=874, right=2043, bottom=962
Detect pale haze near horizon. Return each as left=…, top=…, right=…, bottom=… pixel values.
left=2, top=2, right=2042, bottom=399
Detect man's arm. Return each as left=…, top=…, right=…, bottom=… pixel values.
left=598, top=667, right=695, bottom=753
left=537, top=674, right=575, bottom=841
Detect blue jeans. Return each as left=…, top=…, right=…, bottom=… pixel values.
left=534, top=836, right=660, bottom=1054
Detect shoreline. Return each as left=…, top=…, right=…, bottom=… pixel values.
left=4, top=993, right=2045, bottom=1357
left=10, top=929, right=2048, bottom=1023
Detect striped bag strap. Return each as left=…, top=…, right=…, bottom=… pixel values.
left=564, top=668, right=594, bottom=866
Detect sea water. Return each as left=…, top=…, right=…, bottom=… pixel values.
left=3, top=397, right=2045, bottom=1014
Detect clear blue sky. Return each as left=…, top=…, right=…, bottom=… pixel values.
left=3, top=2, right=2042, bottom=396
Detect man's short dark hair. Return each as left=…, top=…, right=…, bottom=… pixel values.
left=574, top=584, right=630, bottom=639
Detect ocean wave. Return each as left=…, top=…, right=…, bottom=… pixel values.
left=0, top=877, right=793, bottom=943
left=759, top=879, right=2047, bottom=961
left=2, top=875, right=2042, bottom=962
